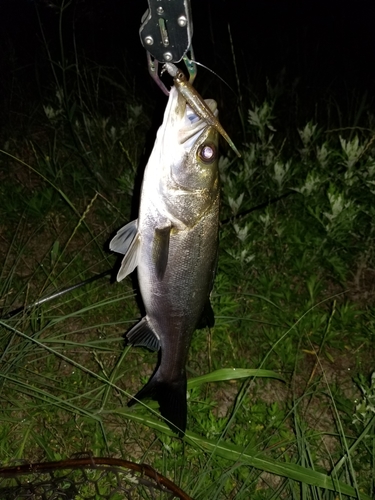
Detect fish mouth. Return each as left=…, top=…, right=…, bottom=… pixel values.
left=163, top=86, right=218, bottom=148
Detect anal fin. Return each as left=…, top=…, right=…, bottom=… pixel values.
left=126, top=317, right=160, bottom=352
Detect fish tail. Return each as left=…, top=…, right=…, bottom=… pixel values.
left=128, top=372, right=187, bottom=437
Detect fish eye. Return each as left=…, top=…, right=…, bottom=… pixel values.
left=198, top=142, right=217, bottom=164
left=175, top=71, right=186, bottom=83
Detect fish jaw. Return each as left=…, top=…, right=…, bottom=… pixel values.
left=148, top=86, right=219, bottom=175
left=142, top=87, right=220, bottom=229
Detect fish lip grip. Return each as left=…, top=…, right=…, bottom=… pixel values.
left=140, top=0, right=196, bottom=95
left=140, top=0, right=193, bottom=64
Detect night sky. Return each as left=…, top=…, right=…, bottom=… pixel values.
left=1, top=0, right=375, bottom=115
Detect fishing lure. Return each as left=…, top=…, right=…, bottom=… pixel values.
left=164, top=62, right=241, bottom=157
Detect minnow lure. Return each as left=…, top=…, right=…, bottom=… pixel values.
left=164, top=62, right=241, bottom=157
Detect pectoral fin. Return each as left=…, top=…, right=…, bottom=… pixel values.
left=153, top=225, right=171, bottom=281
left=109, top=220, right=140, bottom=281
left=126, top=317, right=161, bottom=351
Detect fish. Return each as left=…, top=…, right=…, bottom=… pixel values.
left=164, top=62, right=241, bottom=158
left=110, top=85, right=220, bottom=436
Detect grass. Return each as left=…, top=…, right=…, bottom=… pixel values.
left=1, top=5, right=375, bottom=499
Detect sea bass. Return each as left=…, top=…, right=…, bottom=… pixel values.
left=110, top=86, right=220, bottom=436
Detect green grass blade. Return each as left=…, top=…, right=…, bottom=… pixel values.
left=187, top=368, right=285, bottom=389
left=112, top=409, right=369, bottom=499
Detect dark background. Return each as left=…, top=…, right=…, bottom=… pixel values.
left=1, top=0, right=375, bottom=118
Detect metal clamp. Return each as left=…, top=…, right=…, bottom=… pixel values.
left=140, top=0, right=193, bottom=64
left=140, top=0, right=196, bottom=94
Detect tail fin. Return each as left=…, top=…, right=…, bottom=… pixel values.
left=128, top=372, right=187, bottom=437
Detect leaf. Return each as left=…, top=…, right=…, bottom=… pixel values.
left=187, top=368, right=285, bottom=389
left=113, top=409, right=370, bottom=500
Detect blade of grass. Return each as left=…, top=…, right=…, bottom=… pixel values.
left=111, top=409, right=370, bottom=499
left=187, top=368, right=285, bottom=389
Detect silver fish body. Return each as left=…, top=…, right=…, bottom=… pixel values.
left=110, top=86, right=220, bottom=436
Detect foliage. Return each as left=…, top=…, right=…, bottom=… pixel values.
left=1, top=3, right=375, bottom=498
